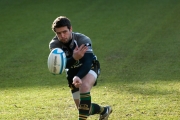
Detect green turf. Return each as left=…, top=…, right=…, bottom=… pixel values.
left=0, top=0, right=180, bottom=119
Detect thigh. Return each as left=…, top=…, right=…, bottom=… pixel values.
left=79, top=72, right=96, bottom=93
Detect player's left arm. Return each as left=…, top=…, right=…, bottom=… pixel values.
left=73, top=34, right=94, bottom=78
left=76, top=52, right=94, bottom=79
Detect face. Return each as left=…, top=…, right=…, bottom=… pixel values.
left=55, top=26, right=72, bottom=43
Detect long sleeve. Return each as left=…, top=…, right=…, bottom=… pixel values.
left=76, top=53, right=94, bottom=79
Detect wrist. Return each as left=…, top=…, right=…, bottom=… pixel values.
left=73, top=55, right=79, bottom=61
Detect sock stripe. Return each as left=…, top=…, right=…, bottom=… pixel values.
left=80, top=92, right=91, bottom=100
left=89, top=104, right=94, bottom=115
left=80, top=94, right=90, bottom=98
left=80, top=97, right=91, bottom=100
left=81, top=94, right=90, bottom=98
left=98, top=107, right=105, bottom=114
left=79, top=114, right=88, bottom=119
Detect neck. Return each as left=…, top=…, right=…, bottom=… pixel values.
left=64, top=39, right=72, bottom=46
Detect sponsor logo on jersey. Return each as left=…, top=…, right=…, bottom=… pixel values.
left=71, top=60, right=82, bottom=68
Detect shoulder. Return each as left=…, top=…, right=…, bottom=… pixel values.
left=72, top=32, right=92, bottom=45
left=49, top=36, right=62, bottom=50
left=73, top=32, right=94, bottom=53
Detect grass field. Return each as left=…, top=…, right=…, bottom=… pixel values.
left=0, top=0, right=180, bottom=119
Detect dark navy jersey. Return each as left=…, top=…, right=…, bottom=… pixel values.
left=49, top=32, right=96, bottom=79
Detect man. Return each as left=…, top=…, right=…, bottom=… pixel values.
left=49, top=16, right=112, bottom=120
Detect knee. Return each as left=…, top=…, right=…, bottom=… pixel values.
left=80, top=83, right=91, bottom=93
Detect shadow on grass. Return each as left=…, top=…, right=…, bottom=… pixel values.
left=1, top=67, right=180, bottom=96
left=0, top=71, right=68, bottom=90
left=97, top=75, right=180, bottom=97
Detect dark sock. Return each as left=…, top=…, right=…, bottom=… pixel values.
left=79, top=92, right=91, bottom=120
left=100, top=107, right=107, bottom=115
left=89, top=103, right=107, bottom=115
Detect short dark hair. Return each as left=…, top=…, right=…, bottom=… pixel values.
left=52, top=16, right=71, bottom=32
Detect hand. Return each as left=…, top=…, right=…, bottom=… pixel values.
left=72, top=76, right=82, bottom=88
left=73, top=44, right=88, bottom=60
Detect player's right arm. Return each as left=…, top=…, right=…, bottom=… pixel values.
left=49, top=39, right=87, bottom=69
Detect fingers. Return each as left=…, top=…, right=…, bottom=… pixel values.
left=72, top=76, right=82, bottom=88
left=73, top=44, right=88, bottom=60
left=73, top=82, right=81, bottom=88
left=79, top=44, right=88, bottom=52
left=73, top=81, right=82, bottom=88
left=74, top=44, right=87, bottom=53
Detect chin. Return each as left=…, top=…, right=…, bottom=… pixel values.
left=61, top=40, right=69, bottom=44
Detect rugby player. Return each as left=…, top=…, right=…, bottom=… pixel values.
left=49, top=16, right=112, bottom=120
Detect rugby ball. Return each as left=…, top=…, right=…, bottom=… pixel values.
left=47, top=48, right=66, bottom=74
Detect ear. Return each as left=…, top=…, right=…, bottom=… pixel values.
left=70, top=26, right=72, bottom=32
